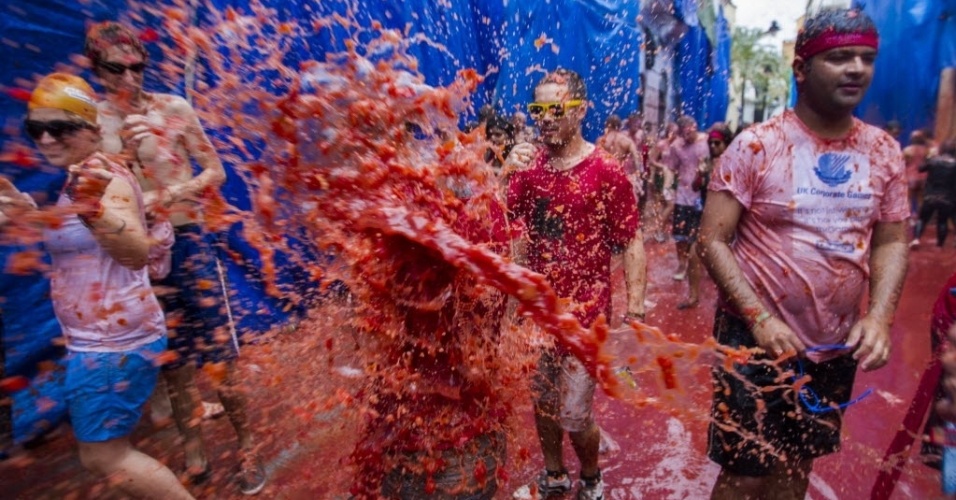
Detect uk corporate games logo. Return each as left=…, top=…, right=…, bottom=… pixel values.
left=813, top=153, right=853, bottom=187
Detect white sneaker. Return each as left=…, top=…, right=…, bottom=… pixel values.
left=909, top=239, right=920, bottom=248
left=673, top=271, right=686, bottom=281
left=577, top=474, right=605, bottom=500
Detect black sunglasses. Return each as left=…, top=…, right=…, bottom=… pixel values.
left=24, top=119, right=93, bottom=141
left=97, top=61, right=147, bottom=75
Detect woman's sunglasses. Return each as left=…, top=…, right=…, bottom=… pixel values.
left=526, top=99, right=584, bottom=119
left=23, top=119, right=94, bottom=141
left=97, top=61, right=147, bottom=75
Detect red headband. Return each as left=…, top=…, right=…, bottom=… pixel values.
left=796, top=31, right=879, bottom=59
left=708, top=130, right=726, bottom=141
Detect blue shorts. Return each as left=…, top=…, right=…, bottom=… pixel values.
left=155, top=224, right=237, bottom=369
left=66, top=337, right=166, bottom=443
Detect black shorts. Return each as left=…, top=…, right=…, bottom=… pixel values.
left=155, top=224, right=237, bottom=370
left=672, top=204, right=702, bottom=242
left=707, top=309, right=858, bottom=476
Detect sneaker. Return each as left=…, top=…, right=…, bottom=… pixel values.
left=909, top=239, right=920, bottom=248
left=576, top=473, right=604, bottom=500
left=673, top=271, right=686, bottom=281
left=236, top=453, right=266, bottom=495
left=513, top=469, right=572, bottom=499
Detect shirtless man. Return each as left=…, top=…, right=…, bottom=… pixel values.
left=85, top=22, right=265, bottom=495
left=597, top=115, right=642, bottom=198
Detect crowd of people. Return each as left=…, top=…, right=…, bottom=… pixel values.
left=2, top=5, right=956, bottom=500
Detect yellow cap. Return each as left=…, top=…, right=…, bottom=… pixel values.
left=28, top=73, right=98, bottom=124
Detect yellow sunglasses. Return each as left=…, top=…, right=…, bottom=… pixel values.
left=527, top=99, right=584, bottom=119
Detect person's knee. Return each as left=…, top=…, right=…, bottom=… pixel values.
left=78, top=441, right=126, bottom=475
left=533, top=401, right=560, bottom=424
left=568, top=420, right=598, bottom=442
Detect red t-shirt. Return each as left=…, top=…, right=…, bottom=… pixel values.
left=508, top=147, right=639, bottom=327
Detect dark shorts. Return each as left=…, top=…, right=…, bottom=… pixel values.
left=672, top=204, right=702, bottom=242
left=155, top=224, right=236, bottom=369
left=707, top=309, right=858, bottom=476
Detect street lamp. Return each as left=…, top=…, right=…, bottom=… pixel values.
left=766, top=21, right=781, bottom=37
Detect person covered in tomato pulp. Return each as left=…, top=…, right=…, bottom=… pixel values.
left=85, top=21, right=265, bottom=495
left=0, top=73, right=194, bottom=499
left=507, top=68, right=647, bottom=500
left=698, top=7, right=909, bottom=500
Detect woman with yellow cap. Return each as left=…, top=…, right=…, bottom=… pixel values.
left=0, top=73, right=193, bottom=499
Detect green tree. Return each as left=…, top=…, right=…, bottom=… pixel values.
left=732, top=26, right=790, bottom=122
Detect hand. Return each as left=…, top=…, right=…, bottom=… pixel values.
left=845, top=314, right=891, bottom=371
left=751, top=316, right=806, bottom=359
left=121, top=114, right=161, bottom=162
left=67, top=155, right=114, bottom=204
left=503, top=142, right=537, bottom=172
left=0, top=178, right=33, bottom=209
left=143, top=188, right=176, bottom=214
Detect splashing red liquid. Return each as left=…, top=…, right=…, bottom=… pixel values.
left=0, top=2, right=755, bottom=496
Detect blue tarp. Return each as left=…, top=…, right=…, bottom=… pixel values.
left=852, top=0, right=956, bottom=142
left=708, top=7, right=732, bottom=127
left=490, top=0, right=644, bottom=140
left=0, top=0, right=663, bottom=444
left=674, top=0, right=730, bottom=128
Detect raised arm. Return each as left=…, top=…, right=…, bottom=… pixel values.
left=169, top=100, right=226, bottom=202
left=70, top=159, right=150, bottom=270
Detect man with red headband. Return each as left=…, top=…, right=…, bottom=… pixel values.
left=698, top=8, right=908, bottom=498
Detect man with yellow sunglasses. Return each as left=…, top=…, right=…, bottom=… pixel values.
left=508, top=69, right=647, bottom=500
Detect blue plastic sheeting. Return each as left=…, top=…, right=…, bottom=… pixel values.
left=708, top=7, right=732, bottom=127
left=675, top=4, right=730, bottom=128
left=673, top=0, right=700, bottom=27
left=677, top=25, right=712, bottom=126
left=852, top=0, right=956, bottom=142
left=490, top=1, right=644, bottom=141
left=0, top=0, right=657, bottom=444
